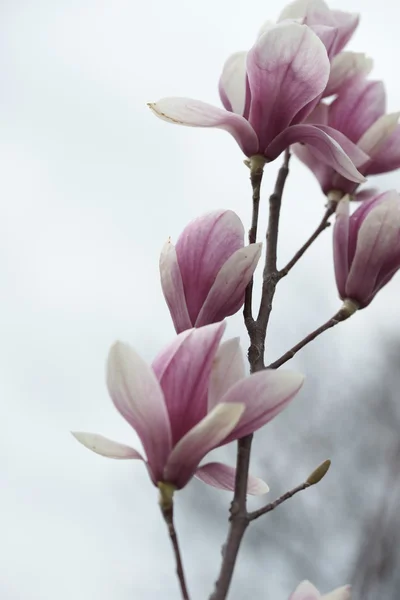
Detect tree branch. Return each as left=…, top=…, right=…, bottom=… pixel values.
left=209, top=435, right=253, bottom=600
left=211, top=153, right=290, bottom=600
left=250, top=150, right=290, bottom=371
left=268, top=299, right=358, bottom=370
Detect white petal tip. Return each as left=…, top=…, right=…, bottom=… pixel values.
left=248, top=478, right=270, bottom=496
left=71, top=432, right=142, bottom=460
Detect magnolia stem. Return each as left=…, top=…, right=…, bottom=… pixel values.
left=159, top=486, right=190, bottom=600
left=250, top=150, right=290, bottom=371
left=244, top=157, right=265, bottom=326
left=278, top=201, right=336, bottom=278
left=268, top=299, right=358, bottom=370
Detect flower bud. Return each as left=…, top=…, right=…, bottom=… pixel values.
left=160, top=210, right=261, bottom=333
left=333, top=192, right=400, bottom=307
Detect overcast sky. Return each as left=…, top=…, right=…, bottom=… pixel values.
left=1, top=1, right=400, bottom=599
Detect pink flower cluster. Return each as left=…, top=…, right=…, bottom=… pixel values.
left=73, top=1, right=400, bottom=596
left=148, top=0, right=400, bottom=313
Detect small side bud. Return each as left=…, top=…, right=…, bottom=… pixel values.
left=247, top=154, right=267, bottom=174
left=340, top=298, right=359, bottom=319
left=306, top=459, right=331, bottom=485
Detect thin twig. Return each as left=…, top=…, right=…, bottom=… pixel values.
left=268, top=299, right=358, bottom=370
left=249, top=459, right=331, bottom=521
left=244, top=157, right=265, bottom=328
left=159, top=485, right=190, bottom=600
left=249, top=482, right=311, bottom=521
left=278, top=201, right=336, bottom=278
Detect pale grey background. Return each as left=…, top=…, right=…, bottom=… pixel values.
left=1, top=1, right=400, bottom=599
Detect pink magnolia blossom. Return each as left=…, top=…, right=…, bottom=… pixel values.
left=295, top=77, right=400, bottom=195
left=279, top=0, right=359, bottom=58
left=160, top=210, right=261, bottom=333
left=278, top=1, right=367, bottom=95
left=73, top=323, right=304, bottom=492
left=333, top=191, right=400, bottom=307
left=289, top=579, right=351, bottom=600
left=149, top=21, right=365, bottom=185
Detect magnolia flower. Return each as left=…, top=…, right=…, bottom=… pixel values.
left=149, top=21, right=365, bottom=184
left=279, top=0, right=359, bottom=57
left=333, top=191, right=400, bottom=307
left=160, top=210, right=261, bottom=333
left=295, top=77, right=400, bottom=195
left=73, top=323, right=304, bottom=492
left=289, top=580, right=351, bottom=600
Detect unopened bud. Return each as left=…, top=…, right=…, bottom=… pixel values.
left=306, top=459, right=331, bottom=485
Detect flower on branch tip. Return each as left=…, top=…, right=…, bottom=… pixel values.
left=289, top=580, right=351, bottom=600
left=72, top=323, right=304, bottom=493
left=295, top=77, right=400, bottom=196
left=160, top=210, right=261, bottom=334
left=148, top=19, right=365, bottom=184
left=333, top=191, right=400, bottom=308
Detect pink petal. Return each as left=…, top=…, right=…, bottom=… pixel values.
left=314, top=125, right=369, bottom=167
left=289, top=579, right=321, bottom=600
left=307, top=101, right=330, bottom=124
left=329, top=9, right=359, bottom=54
left=357, top=112, right=400, bottom=157
left=164, top=403, right=245, bottom=489
left=279, top=1, right=359, bottom=55
left=72, top=432, right=143, bottom=460
left=159, top=240, right=193, bottom=333
left=220, top=370, right=305, bottom=442
left=324, top=52, right=373, bottom=97
left=346, top=191, right=400, bottom=304
left=322, top=586, right=351, bottom=600
left=148, top=98, right=258, bottom=156
left=354, top=187, right=379, bottom=202
left=333, top=198, right=350, bottom=299
left=365, top=124, right=400, bottom=175
left=106, top=342, right=172, bottom=481
left=218, top=51, right=249, bottom=116
left=195, top=462, right=269, bottom=495
left=207, top=338, right=246, bottom=411
left=152, top=323, right=226, bottom=445
left=175, top=210, right=244, bottom=325
left=195, top=243, right=262, bottom=327
left=266, top=124, right=366, bottom=183
left=328, top=78, right=386, bottom=144
left=305, top=23, right=339, bottom=60
left=246, top=21, right=329, bottom=149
